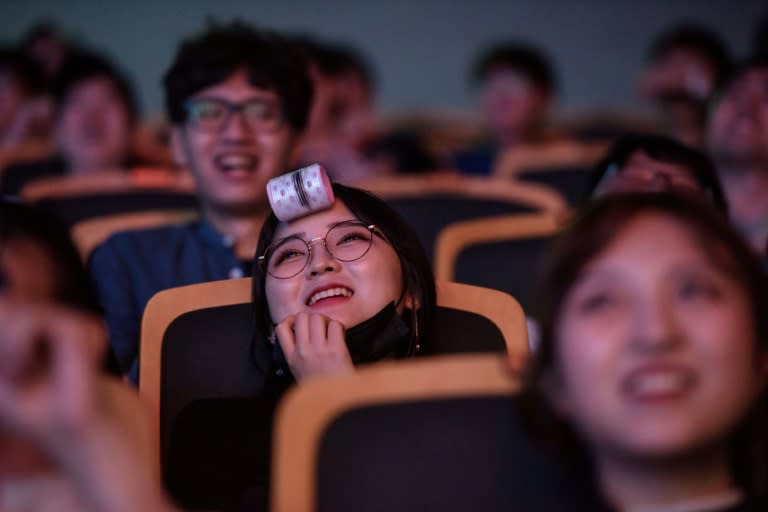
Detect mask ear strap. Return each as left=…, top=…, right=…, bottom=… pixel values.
left=394, top=288, right=407, bottom=310
left=413, top=310, right=421, bottom=353
left=408, top=307, right=421, bottom=356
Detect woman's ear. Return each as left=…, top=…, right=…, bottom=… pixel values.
left=402, top=290, right=419, bottom=310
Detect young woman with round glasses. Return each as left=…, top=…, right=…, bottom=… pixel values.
left=166, top=182, right=436, bottom=510
left=522, top=193, right=768, bottom=511
left=251, top=181, right=435, bottom=385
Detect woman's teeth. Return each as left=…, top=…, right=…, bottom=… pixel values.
left=308, top=287, right=353, bottom=306
left=624, top=370, right=693, bottom=397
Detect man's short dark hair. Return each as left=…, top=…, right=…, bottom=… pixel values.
left=714, top=54, right=768, bottom=98
left=649, top=23, right=732, bottom=89
left=471, top=41, right=556, bottom=93
left=0, top=47, right=45, bottom=95
left=51, top=49, right=138, bottom=121
left=293, top=35, right=375, bottom=94
left=163, top=21, right=313, bottom=133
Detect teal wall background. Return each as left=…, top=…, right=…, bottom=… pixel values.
left=0, top=0, right=763, bottom=116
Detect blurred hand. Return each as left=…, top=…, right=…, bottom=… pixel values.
left=274, top=312, right=354, bottom=381
left=0, top=299, right=174, bottom=512
left=0, top=300, right=105, bottom=455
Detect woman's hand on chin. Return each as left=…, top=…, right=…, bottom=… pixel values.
left=274, top=312, right=354, bottom=382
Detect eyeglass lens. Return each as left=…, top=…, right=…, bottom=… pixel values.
left=266, top=222, right=374, bottom=278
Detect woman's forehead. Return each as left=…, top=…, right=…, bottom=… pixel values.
left=577, top=212, right=732, bottom=284
left=272, top=201, right=355, bottom=239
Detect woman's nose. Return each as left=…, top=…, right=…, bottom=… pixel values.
left=306, top=241, right=340, bottom=277
left=631, top=297, right=683, bottom=353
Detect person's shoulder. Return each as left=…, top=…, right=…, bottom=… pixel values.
left=92, top=220, right=200, bottom=260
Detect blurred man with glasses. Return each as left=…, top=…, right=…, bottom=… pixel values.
left=89, top=22, right=313, bottom=382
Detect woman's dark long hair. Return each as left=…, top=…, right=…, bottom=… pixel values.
left=523, top=192, right=768, bottom=497
left=250, top=183, right=436, bottom=371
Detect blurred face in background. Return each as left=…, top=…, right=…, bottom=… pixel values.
left=55, top=75, right=134, bottom=173
left=708, top=69, right=768, bottom=168
left=480, top=69, right=550, bottom=146
left=639, top=48, right=717, bottom=102
left=549, top=213, right=762, bottom=467
left=307, top=66, right=374, bottom=145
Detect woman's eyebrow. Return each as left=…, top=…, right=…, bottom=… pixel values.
left=326, top=219, right=360, bottom=228
left=275, top=231, right=306, bottom=241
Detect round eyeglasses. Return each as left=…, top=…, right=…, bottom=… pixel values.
left=184, top=97, right=283, bottom=133
left=258, top=220, right=382, bottom=279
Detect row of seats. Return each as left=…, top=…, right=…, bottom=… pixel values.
left=135, top=277, right=529, bottom=511
left=24, top=171, right=576, bottom=312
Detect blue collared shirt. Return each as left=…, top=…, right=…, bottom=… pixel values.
left=89, top=220, right=249, bottom=383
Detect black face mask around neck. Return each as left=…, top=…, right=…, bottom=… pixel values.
left=345, top=301, right=411, bottom=364
left=269, top=302, right=413, bottom=375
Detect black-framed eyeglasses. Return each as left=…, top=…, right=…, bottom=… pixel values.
left=183, top=97, right=283, bottom=133
left=258, top=220, right=383, bottom=279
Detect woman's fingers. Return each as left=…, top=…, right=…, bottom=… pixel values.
left=326, top=320, right=348, bottom=356
left=274, top=316, right=297, bottom=361
left=276, top=313, right=355, bottom=381
left=292, top=312, right=313, bottom=359
left=308, top=313, right=331, bottom=348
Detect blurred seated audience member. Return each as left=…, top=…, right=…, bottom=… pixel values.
left=18, top=21, right=73, bottom=83
left=707, top=56, right=768, bottom=251
left=585, top=133, right=728, bottom=213
left=0, top=200, right=131, bottom=510
left=523, top=193, right=768, bottom=510
left=0, top=50, right=140, bottom=197
left=362, top=130, right=439, bottom=176
left=0, top=48, right=50, bottom=157
left=0, top=300, right=175, bottom=512
left=295, top=36, right=382, bottom=183
left=454, top=41, right=566, bottom=175
left=89, top=21, right=312, bottom=383
left=638, top=23, right=732, bottom=147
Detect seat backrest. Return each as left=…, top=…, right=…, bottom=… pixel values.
left=139, top=278, right=528, bottom=456
left=514, top=166, right=592, bottom=206
left=71, top=209, right=199, bottom=261
left=32, top=189, right=200, bottom=226
left=20, top=168, right=194, bottom=201
left=491, top=139, right=604, bottom=178
left=434, top=214, right=560, bottom=314
left=359, top=174, right=565, bottom=261
left=272, top=354, right=525, bottom=512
